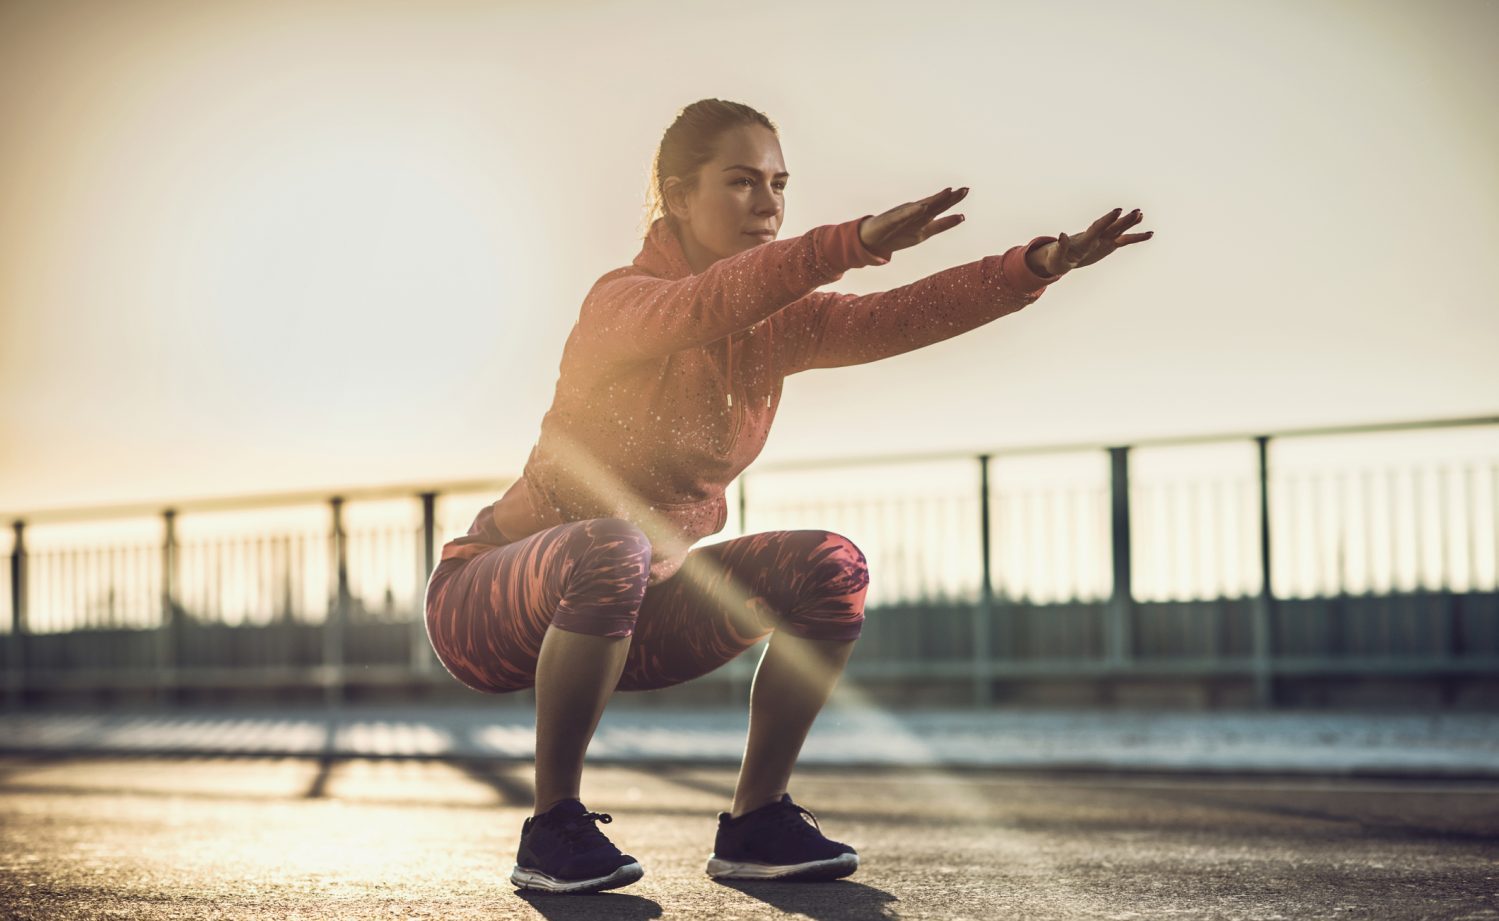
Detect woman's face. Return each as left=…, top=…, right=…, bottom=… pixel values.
left=666, top=124, right=788, bottom=273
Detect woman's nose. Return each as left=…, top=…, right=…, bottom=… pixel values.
left=753, top=193, right=780, bottom=215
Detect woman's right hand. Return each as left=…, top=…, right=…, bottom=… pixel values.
left=858, top=186, right=969, bottom=256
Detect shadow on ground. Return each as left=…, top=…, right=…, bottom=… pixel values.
left=517, top=890, right=664, bottom=919
left=716, top=879, right=900, bottom=921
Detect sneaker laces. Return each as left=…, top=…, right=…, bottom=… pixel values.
left=762, top=800, right=825, bottom=840
left=554, top=810, right=617, bottom=850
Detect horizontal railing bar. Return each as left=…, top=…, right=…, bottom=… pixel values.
left=7, top=413, right=1495, bottom=524
left=752, top=413, right=1499, bottom=473
left=17, top=665, right=443, bottom=689
left=4, top=478, right=516, bottom=526
left=19, top=655, right=1499, bottom=691
left=847, top=657, right=1499, bottom=678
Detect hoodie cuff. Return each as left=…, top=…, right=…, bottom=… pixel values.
left=998, top=235, right=1060, bottom=293
left=827, top=215, right=892, bottom=269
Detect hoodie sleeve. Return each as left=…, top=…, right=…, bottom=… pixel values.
left=768, top=235, right=1060, bottom=375
left=574, top=217, right=890, bottom=365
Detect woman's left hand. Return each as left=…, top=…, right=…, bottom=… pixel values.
left=1027, top=207, right=1154, bottom=280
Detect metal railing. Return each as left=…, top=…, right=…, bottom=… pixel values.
left=4, top=414, right=1497, bottom=710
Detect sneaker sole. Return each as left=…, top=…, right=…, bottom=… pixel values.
left=705, top=853, right=858, bottom=881
left=510, top=861, right=644, bottom=893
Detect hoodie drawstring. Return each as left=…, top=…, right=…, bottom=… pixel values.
left=725, top=333, right=773, bottom=410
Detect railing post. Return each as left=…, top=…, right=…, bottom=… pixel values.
left=326, top=497, right=348, bottom=709
left=1437, top=466, right=1458, bottom=678
left=157, top=509, right=179, bottom=708
left=728, top=476, right=751, bottom=704
left=412, top=491, right=437, bottom=675
left=7, top=520, right=27, bottom=712
left=1107, top=447, right=1135, bottom=670
left=974, top=454, right=994, bottom=706
left=1252, top=435, right=1277, bottom=708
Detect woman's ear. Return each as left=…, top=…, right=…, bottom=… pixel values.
left=662, top=175, right=692, bottom=224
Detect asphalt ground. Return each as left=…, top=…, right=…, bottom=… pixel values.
left=1, top=755, right=1496, bottom=920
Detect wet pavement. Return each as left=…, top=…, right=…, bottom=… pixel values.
left=1, top=753, right=1496, bottom=920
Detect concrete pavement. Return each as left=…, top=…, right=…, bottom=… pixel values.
left=1, top=755, right=1496, bottom=920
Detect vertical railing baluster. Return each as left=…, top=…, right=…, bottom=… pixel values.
left=1069, top=487, right=1084, bottom=606
left=158, top=510, right=178, bottom=707
left=1107, top=447, right=1134, bottom=672
left=1252, top=436, right=1275, bottom=708
left=110, top=546, right=120, bottom=633
left=974, top=453, right=994, bottom=706
left=1187, top=479, right=1202, bottom=603
left=1330, top=472, right=1347, bottom=658
left=735, top=475, right=747, bottom=537
left=1438, top=465, right=1456, bottom=668
left=1363, top=468, right=1377, bottom=597
left=413, top=492, right=437, bottom=675
left=727, top=477, right=751, bottom=704
left=1492, top=464, right=1499, bottom=594
left=7, top=521, right=27, bottom=711
left=1465, top=465, right=1479, bottom=594
left=326, top=497, right=348, bottom=709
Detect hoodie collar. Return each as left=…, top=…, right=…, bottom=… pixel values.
left=632, top=217, right=694, bottom=280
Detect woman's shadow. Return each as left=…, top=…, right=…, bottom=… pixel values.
left=516, top=891, right=663, bottom=920
left=514, top=880, right=898, bottom=920
left=715, top=879, right=900, bottom=920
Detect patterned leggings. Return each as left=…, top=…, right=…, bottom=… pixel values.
left=423, top=517, right=870, bottom=694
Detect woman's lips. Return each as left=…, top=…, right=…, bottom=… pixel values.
left=745, top=231, right=775, bottom=240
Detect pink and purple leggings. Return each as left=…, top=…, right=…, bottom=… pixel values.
left=423, top=515, right=869, bottom=694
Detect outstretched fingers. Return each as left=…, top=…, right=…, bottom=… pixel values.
left=1088, top=208, right=1125, bottom=235
left=917, top=186, right=967, bottom=218
left=1104, top=209, right=1146, bottom=238
left=922, top=212, right=966, bottom=239
left=887, top=188, right=963, bottom=239
left=1106, top=208, right=1152, bottom=246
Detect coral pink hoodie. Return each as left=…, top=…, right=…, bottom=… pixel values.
left=443, top=215, right=1059, bottom=585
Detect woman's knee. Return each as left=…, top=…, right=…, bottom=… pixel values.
left=809, top=531, right=870, bottom=594
left=779, top=530, right=870, bottom=642
left=552, top=517, right=653, bottom=638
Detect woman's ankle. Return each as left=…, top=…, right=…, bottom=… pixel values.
left=729, top=791, right=784, bottom=820
left=532, top=793, right=581, bottom=817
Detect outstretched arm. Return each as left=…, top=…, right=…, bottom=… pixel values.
left=769, top=237, right=1058, bottom=374
left=575, top=218, right=887, bottom=366
left=573, top=187, right=974, bottom=367
left=772, top=205, right=1154, bottom=374
left=1026, top=206, right=1153, bottom=279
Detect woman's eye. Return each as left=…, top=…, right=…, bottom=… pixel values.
left=732, top=177, right=786, bottom=191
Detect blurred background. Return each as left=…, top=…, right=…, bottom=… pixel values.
left=2, top=0, right=1496, bottom=713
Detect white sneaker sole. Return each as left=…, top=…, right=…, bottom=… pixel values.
left=705, top=852, right=858, bottom=881
left=510, top=860, right=644, bottom=893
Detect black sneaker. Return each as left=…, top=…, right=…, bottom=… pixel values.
left=705, top=793, right=858, bottom=881
left=510, top=799, right=644, bottom=893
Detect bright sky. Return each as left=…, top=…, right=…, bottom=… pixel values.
left=2, top=0, right=1496, bottom=516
